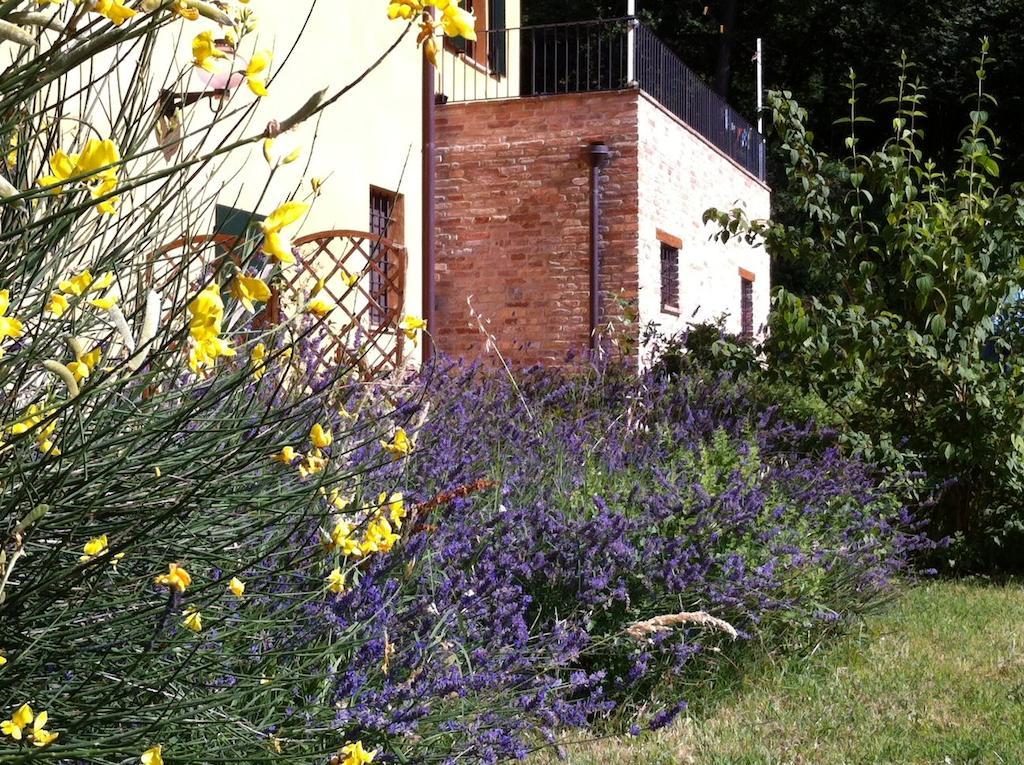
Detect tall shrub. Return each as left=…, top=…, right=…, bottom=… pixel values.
left=0, top=2, right=473, bottom=763
left=706, top=45, right=1024, bottom=566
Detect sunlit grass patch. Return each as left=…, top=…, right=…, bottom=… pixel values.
left=547, top=580, right=1024, bottom=765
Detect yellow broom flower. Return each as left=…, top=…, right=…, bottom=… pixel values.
left=154, top=563, right=192, bottom=592
left=230, top=273, right=271, bottom=312
left=182, top=607, right=202, bottom=632
left=310, top=423, right=333, bottom=448
left=260, top=201, right=308, bottom=264
left=380, top=427, right=413, bottom=459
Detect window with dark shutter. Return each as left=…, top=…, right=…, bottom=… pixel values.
left=740, top=274, right=754, bottom=340
left=369, top=188, right=402, bottom=328
left=451, top=0, right=476, bottom=58
left=214, top=204, right=264, bottom=239
left=214, top=204, right=266, bottom=262
left=488, top=0, right=507, bottom=76
left=660, top=242, right=680, bottom=315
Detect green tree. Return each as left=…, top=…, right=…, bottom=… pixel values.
left=705, top=45, right=1024, bottom=567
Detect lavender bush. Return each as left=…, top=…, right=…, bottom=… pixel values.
left=315, top=358, right=932, bottom=761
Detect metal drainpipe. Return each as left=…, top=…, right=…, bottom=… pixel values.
left=588, top=142, right=611, bottom=352
left=421, top=32, right=437, bottom=364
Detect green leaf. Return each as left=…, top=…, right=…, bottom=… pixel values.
left=976, top=154, right=1000, bottom=177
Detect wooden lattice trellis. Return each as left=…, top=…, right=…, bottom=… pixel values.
left=284, top=229, right=408, bottom=378
left=147, top=229, right=408, bottom=379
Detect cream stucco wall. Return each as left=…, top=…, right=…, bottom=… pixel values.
left=4, top=4, right=429, bottom=318
left=636, top=92, right=771, bottom=343
left=201, top=2, right=427, bottom=323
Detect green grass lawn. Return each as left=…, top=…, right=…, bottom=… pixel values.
left=544, top=580, right=1024, bottom=765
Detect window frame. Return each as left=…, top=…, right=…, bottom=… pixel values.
left=445, top=0, right=483, bottom=64
left=214, top=204, right=265, bottom=240
left=657, top=229, right=682, bottom=317
left=444, top=0, right=507, bottom=77
left=368, top=187, right=404, bottom=329
left=739, top=267, right=756, bottom=340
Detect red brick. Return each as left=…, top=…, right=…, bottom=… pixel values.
left=435, top=91, right=641, bottom=366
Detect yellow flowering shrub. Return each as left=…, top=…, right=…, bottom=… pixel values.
left=0, top=1, right=438, bottom=762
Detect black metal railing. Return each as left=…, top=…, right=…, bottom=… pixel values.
left=436, top=18, right=766, bottom=181
left=634, top=25, right=764, bottom=180
left=522, top=18, right=632, bottom=96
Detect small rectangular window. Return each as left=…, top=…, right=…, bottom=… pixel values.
left=660, top=242, right=680, bottom=315
left=740, top=275, right=754, bottom=340
left=215, top=204, right=265, bottom=260
left=215, top=205, right=275, bottom=324
left=212, top=204, right=267, bottom=267
left=369, top=188, right=402, bottom=328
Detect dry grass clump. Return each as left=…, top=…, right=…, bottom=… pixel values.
left=625, top=611, right=739, bottom=642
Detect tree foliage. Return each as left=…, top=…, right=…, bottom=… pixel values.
left=705, top=45, right=1024, bottom=567
left=524, top=0, right=1024, bottom=296
left=634, top=1, right=1024, bottom=177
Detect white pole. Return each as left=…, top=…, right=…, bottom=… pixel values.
left=755, top=37, right=764, bottom=134
left=626, top=0, right=636, bottom=86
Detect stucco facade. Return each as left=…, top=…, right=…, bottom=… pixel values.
left=196, top=5, right=429, bottom=322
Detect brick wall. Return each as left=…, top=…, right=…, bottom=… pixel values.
left=434, top=90, right=640, bottom=366
left=434, top=88, right=770, bottom=367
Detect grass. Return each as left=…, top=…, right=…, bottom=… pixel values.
left=544, top=580, right=1024, bottom=764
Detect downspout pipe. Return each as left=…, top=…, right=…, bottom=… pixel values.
left=421, top=37, right=437, bottom=364
left=588, top=142, right=611, bottom=352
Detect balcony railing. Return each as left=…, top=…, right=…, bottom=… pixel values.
left=436, top=18, right=766, bottom=181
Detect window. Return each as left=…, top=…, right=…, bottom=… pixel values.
left=660, top=243, right=680, bottom=315
left=214, top=204, right=266, bottom=263
left=449, top=0, right=479, bottom=60
left=369, top=188, right=403, bottom=328
left=214, top=204, right=264, bottom=239
left=739, top=269, right=755, bottom=340
left=216, top=205, right=275, bottom=324
left=447, top=0, right=506, bottom=75
left=657, top=230, right=682, bottom=315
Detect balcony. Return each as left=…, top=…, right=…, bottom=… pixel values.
left=436, top=18, right=766, bottom=181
